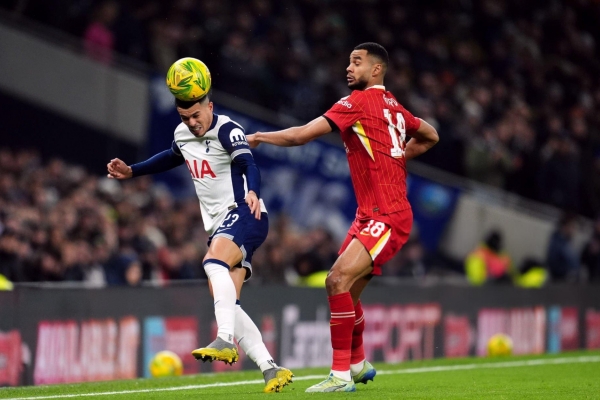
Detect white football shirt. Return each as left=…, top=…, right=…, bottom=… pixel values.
left=173, top=113, right=267, bottom=235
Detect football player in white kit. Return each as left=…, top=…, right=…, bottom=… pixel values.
left=106, top=92, right=293, bottom=393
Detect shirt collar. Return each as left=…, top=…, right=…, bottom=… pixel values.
left=366, top=85, right=386, bottom=91
left=208, top=112, right=219, bottom=132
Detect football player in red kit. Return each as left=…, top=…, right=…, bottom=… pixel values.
left=248, top=42, right=439, bottom=392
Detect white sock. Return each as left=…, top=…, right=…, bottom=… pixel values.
left=331, top=369, right=352, bottom=381
left=234, top=304, right=277, bottom=372
left=204, top=261, right=236, bottom=343
left=350, top=360, right=365, bottom=376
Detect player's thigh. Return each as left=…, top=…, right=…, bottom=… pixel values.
left=371, top=210, right=412, bottom=274
left=204, top=236, right=244, bottom=267
left=207, top=207, right=268, bottom=283
left=329, top=238, right=374, bottom=288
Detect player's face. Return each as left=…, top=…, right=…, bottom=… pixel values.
left=347, top=50, right=376, bottom=90
left=346, top=50, right=383, bottom=90
left=177, top=101, right=214, bottom=137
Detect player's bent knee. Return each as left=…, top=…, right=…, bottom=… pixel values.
left=203, top=258, right=231, bottom=280
left=325, top=269, right=352, bottom=295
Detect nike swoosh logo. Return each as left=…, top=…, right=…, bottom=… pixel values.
left=325, top=385, right=347, bottom=392
left=179, top=143, right=188, bottom=148
left=329, top=323, right=341, bottom=326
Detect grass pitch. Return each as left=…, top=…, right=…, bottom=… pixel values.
left=1, top=351, right=599, bottom=399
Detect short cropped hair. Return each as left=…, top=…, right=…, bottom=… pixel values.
left=354, top=42, right=389, bottom=69
left=174, top=89, right=212, bottom=109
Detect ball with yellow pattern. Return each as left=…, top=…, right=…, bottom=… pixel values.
left=166, top=58, right=211, bottom=101
left=487, top=333, right=513, bottom=356
left=149, top=350, right=183, bottom=378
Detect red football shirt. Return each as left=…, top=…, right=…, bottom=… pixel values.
left=323, top=85, right=421, bottom=219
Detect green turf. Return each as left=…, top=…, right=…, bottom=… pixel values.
left=1, top=351, right=599, bottom=399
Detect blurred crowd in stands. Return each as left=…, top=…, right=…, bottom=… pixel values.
left=2, top=0, right=600, bottom=286
left=5, top=0, right=600, bottom=217
left=0, top=149, right=349, bottom=287
left=465, top=215, right=600, bottom=287
left=1, top=149, right=599, bottom=287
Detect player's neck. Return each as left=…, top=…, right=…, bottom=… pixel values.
left=364, top=82, right=385, bottom=90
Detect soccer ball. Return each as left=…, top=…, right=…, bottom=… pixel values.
left=166, top=57, right=212, bottom=101
left=487, top=333, right=513, bottom=356
left=149, top=350, right=183, bottom=378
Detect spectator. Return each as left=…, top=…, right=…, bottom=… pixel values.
left=83, top=0, right=120, bottom=64
left=383, top=238, right=427, bottom=279
left=546, top=213, right=581, bottom=282
left=465, top=230, right=513, bottom=285
left=104, top=251, right=142, bottom=286
left=0, top=230, right=25, bottom=283
left=292, top=252, right=326, bottom=287
left=581, top=216, right=600, bottom=283
left=254, top=242, right=289, bottom=285
left=0, top=274, right=12, bottom=290
left=464, top=126, right=516, bottom=188
left=156, top=246, right=196, bottom=281
left=23, top=249, right=63, bottom=282
left=60, top=242, right=85, bottom=282
left=539, top=136, right=581, bottom=211
left=586, top=153, right=600, bottom=217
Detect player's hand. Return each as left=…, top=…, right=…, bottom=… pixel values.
left=247, top=133, right=260, bottom=149
left=107, top=158, right=133, bottom=179
left=245, top=191, right=261, bottom=220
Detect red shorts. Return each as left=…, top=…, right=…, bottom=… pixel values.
left=338, top=209, right=413, bottom=275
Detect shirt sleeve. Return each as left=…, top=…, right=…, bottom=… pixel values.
left=218, top=121, right=261, bottom=197
left=399, top=105, right=421, bottom=134
left=171, top=140, right=182, bottom=156
left=323, top=92, right=365, bottom=132
left=232, top=153, right=261, bottom=197
left=217, top=122, right=252, bottom=160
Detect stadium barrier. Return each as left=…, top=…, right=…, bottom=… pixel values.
left=1, top=283, right=599, bottom=386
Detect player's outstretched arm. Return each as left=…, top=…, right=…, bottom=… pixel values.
left=404, top=118, right=439, bottom=161
left=248, top=116, right=332, bottom=148
left=107, top=146, right=185, bottom=179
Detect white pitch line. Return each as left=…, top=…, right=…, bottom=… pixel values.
left=376, top=355, right=600, bottom=375
left=3, top=355, right=600, bottom=400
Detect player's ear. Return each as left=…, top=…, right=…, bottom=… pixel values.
left=372, top=63, right=383, bottom=78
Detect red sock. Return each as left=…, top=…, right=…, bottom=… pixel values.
left=328, top=292, right=355, bottom=373
left=351, top=300, right=366, bottom=364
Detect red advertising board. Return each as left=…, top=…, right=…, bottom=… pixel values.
left=33, top=317, right=139, bottom=385
left=165, top=317, right=199, bottom=375
left=586, top=309, right=600, bottom=349
left=0, top=330, right=22, bottom=386
left=444, top=315, right=472, bottom=358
